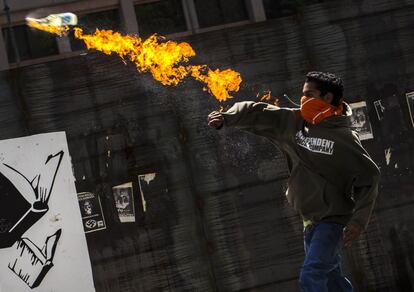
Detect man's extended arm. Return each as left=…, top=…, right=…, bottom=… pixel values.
left=208, top=101, right=298, bottom=139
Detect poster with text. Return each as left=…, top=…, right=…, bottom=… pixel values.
left=78, top=192, right=106, bottom=233
left=112, top=182, right=135, bottom=223
left=0, top=132, right=95, bottom=292
left=349, top=101, right=374, bottom=140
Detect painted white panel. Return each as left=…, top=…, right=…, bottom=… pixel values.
left=0, top=132, right=95, bottom=292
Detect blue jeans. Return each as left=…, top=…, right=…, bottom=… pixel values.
left=299, top=222, right=353, bottom=292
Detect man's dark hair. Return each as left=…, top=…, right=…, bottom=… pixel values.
left=305, top=71, right=344, bottom=106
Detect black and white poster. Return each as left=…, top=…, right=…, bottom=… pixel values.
left=112, top=182, right=135, bottom=223
left=406, top=91, right=414, bottom=128
left=0, top=132, right=95, bottom=292
left=77, top=192, right=106, bottom=233
left=349, top=101, right=374, bottom=140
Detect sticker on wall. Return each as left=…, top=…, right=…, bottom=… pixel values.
left=349, top=101, right=374, bottom=140
left=77, top=192, right=106, bottom=233
left=373, top=99, right=385, bottom=121
left=406, top=91, right=414, bottom=128
left=112, top=182, right=135, bottom=223
left=0, top=132, right=95, bottom=292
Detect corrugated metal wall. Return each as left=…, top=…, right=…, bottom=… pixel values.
left=0, top=0, right=413, bottom=291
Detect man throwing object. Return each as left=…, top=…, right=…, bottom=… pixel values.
left=208, top=72, right=380, bottom=292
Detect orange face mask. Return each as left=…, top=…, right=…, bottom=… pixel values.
left=300, top=96, right=343, bottom=125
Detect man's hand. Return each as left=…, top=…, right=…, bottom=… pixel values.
left=208, top=111, right=224, bottom=129
left=343, top=223, right=361, bottom=248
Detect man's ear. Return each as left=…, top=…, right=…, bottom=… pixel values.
left=322, top=92, right=334, bottom=104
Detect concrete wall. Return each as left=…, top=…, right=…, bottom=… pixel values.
left=0, top=0, right=413, bottom=291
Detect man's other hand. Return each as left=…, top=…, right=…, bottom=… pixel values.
left=208, top=111, right=224, bottom=129
left=343, top=223, right=361, bottom=248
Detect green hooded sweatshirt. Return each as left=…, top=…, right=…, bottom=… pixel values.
left=220, top=101, right=380, bottom=231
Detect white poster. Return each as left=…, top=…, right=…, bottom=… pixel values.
left=349, top=101, right=374, bottom=140
left=112, top=182, right=135, bottom=223
left=0, top=132, right=95, bottom=292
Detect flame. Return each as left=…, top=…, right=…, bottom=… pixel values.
left=26, top=19, right=69, bottom=36
left=258, top=91, right=280, bottom=106
left=27, top=16, right=242, bottom=102
left=74, top=28, right=196, bottom=86
left=191, top=66, right=241, bottom=102
left=73, top=28, right=241, bottom=101
left=260, top=90, right=272, bottom=101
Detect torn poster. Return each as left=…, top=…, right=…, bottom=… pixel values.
left=137, top=173, right=169, bottom=215
left=112, top=182, right=135, bottom=223
left=138, top=173, right=158, bottom=213
left=349, top=101, right=374, bottom=140
left=78, top=192, right=106, bottom=232
left=406, top=91, right=414, bottom=128
left=0, top=132, right=95, bottom=292
left=373, top=99, right=385, bottom=121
